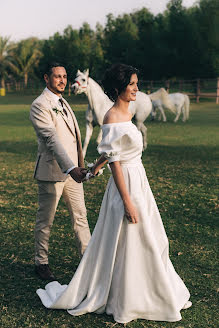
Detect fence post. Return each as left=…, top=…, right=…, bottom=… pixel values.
left=6, top=83, right=11, bottom=92
left=150, top=80, right=153, bottom=92
left=216, top=78, right=219, bottom=104
left=165, top=80, right=170, bottom=93
left=196, top=79, right=200, bottom=103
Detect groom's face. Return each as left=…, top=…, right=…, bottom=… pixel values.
left=44, top=66, right=67, bottom=95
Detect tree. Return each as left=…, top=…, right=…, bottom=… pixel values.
left=164, top=0, right=192, bottom=78
left=162, top=0, right=219, bottom=78
left=38, top=24, right=104, bottom=80
left=197, top=0, right=219, bottom=77
left=103, top=13, right=139, bottom=68
left=5, top=0, right=217, bottom=85
left=0, top=36, right=16, bottom=88
left=131, top=8, right=157, bottom=79
left=13, top=38, right=42, bottom=86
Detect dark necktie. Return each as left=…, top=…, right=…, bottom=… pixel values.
left=59, top=98, right=68, bottom=117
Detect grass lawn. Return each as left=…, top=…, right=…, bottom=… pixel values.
left=0, top=94, right=218, bottom=328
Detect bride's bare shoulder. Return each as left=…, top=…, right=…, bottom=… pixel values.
left=103, top=107, right=118, bottom=125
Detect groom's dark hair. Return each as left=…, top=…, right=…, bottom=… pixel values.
left=45, top=62, right=66, bottom=76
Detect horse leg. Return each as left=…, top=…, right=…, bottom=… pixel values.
left=96, top=128, right=103, bottom=144
left=157, top=105, right=165, bottom=121
left=174, top=106, right=181, bottom=123
left=181, top=105, right=186, bottom=122
left=159, top=106, right=166, bottom=122
left=151, top=106, right=156, bottom=121
left=136, top=122, right=147, bottom=150
left=158, top=110, right=162, bottom=121
left=82, top=122, right=93, bottom=158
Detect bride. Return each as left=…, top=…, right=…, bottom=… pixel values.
left=36, top=63, right=192, bottom=324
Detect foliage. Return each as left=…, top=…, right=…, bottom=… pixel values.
left=12, top=38, right=42, bottom=86
left=103, top=13, right=139, bottom=67
left=197, top=0, right=219, bottom=76
left=1, top=0, right=219, bottom=82
left=0, top=36, right=17, bottom=88
left=38, top=24, right=104, bottom=80
left=0, top=97, right=218, bottom=327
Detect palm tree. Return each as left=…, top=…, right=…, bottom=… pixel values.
left=13, top=38, right=42, bottom=87
left=0, top=36, right=16, bottom=88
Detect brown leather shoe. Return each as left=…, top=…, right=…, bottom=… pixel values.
left=35, top=264, right=56, bottom=281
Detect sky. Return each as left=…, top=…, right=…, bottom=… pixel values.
left=1, top=0, right=198, bottom=41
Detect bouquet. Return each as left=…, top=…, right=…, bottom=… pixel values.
left=84, top=160, right=105, bottom=181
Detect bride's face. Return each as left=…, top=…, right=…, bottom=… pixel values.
left=119, top=74, right=138, bottom=102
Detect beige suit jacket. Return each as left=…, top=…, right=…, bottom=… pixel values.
left=30, top=88, right=84, bottom=181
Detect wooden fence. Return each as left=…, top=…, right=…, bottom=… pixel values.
left=140, top=78, right=219, bottom=104
left=2, top=77, right=219, bottom=103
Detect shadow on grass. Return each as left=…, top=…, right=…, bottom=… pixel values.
left=0, top=141, right=37, bottom=156
left=84, top=139, right=219, bottom=162
left=146, top=144, right=219, bottom=161
left=0, top=261, right=35, bottom=282
left=0, top=112, right=31, bottom=126
left=0, top=93, right=88, bottom=105
left=0, top=138, right=218, bottom=166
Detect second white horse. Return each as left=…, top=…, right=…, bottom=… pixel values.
left=151, top=92, right=190, bottom=123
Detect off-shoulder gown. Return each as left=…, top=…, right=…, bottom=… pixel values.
left=36, top=121, right=190, bottom=323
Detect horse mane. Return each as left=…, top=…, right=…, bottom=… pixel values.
left=150, top=88, right=175, bottom=113
left=88, top=77, right=111, bottom=102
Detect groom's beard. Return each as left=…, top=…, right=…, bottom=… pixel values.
left=56, top=83, right=66, bottom=94
left=48, top=84, right=66, bottom=95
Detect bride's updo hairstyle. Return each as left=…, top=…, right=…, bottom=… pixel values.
left=102, top=63, right=139, bottom=102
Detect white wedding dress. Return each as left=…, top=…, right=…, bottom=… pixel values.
left=37, top=121, right=190, bottom=323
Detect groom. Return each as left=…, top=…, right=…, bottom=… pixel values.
left=30, top=62, right=91, bottom=280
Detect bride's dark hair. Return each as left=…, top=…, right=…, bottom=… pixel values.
left=102, top=63, right=139, bottom=102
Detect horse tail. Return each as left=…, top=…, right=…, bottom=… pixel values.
left=184, top=95, right=190, bottom=120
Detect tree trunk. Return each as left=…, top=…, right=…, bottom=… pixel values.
left=1, top=77, right=5, bottom=89
left=24, top=72, right=28, bottom=87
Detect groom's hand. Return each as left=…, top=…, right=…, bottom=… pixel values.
left=70, top=167, right=87, bottom=183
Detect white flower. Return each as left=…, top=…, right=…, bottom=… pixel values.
left=52, top=107, right=64, bottom=116
left=103, top=151, right=118, bottom=159
left=84, top=159, right=105, bottom=181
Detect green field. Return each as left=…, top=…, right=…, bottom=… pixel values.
left=0, top=95, right=218, bottom=328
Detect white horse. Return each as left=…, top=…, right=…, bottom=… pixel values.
left=72, top=69, right=153, bottom=157
left=151, top=92, right=190, bottom=123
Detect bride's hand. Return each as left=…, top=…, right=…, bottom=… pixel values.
left=90, top=166, right=98, bottom=176
left=124, top=200, right=138, bottom=224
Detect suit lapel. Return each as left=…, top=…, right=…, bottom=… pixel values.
left=62, top=98, right=84, bottom=167
left=42, top=89, right=84, bottom=166
left=60, top=109, right=76, bottom=137
left=43, top=89, right=76, bottom=137
left=62, top=98, right=80, bottom=138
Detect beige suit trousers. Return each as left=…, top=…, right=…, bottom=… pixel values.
left=35, top=176, right=91, bottom=265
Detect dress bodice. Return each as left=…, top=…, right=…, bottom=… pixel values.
left=97, top=121, right=143, bottom=164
